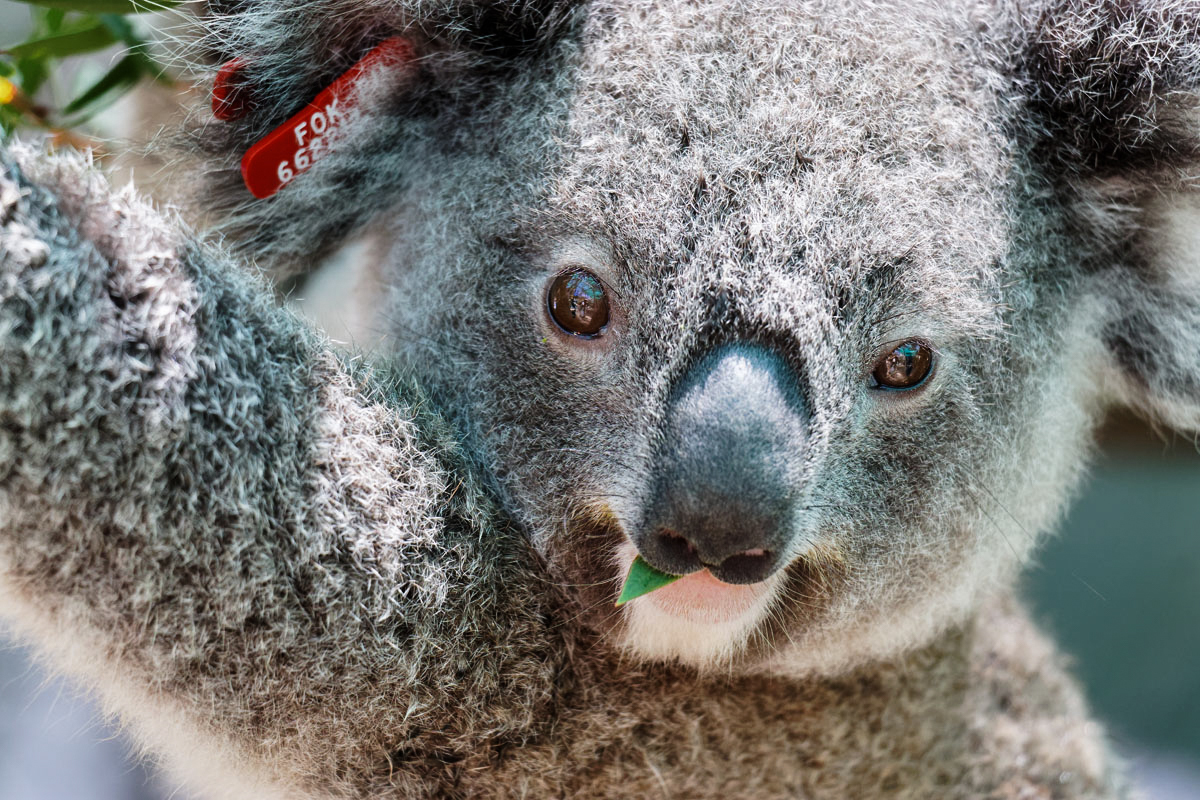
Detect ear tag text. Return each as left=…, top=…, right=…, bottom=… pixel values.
left=239, top=37, right=415, bottom=199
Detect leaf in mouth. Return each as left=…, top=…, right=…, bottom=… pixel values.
left=615, top=556, right=682, bottom=606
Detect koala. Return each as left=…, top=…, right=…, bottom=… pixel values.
left=1, top=0, right=1198, bottom=797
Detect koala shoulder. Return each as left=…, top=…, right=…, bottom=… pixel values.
left=958, top=594, right=1132, bottom=798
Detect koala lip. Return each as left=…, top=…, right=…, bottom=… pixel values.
left=644, top=568, right=775, bottom=623
left=617, top=541, right=778, bottom=625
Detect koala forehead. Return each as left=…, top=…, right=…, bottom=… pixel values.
left=528, top=0, right=1011, bottom=338
left=423, top=0, right=1027, bottom=503
left=458, top=0, right=1026, bottom=523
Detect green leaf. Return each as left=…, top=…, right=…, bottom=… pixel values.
left=27, top=6, right=69, bottom=37
left=0, top=106, right=19, bottom=137
left=62, top=51, right=143, bottom=116
left=5, top=23, right=118, bottom=59
left=97, top=16, right=173, bottom=85
left=43, top=8, right=68, bottom=32
left=98, top=13, right=138, bottom=43
left=615, top=556, right=682, bottom=606
left=12, top=0, right=180, bottom=14
left=15, top=55, right=50, bottom=97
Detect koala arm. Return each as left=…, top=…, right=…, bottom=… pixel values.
left=0, top=144, right=560, bottom=798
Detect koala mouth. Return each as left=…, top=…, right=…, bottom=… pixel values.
left=606, top=516, right=847, bottom=666
left=641, top=568, right=777, bottom=624
left=616, top=541, right=780, bottom=626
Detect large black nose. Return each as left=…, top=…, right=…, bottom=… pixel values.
left=636, top=344, right=806, bottom=585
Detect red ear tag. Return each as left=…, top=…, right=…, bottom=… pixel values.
left=212, top=58, right=252, bottom=121
left=240, top=37, right=415, bottom=199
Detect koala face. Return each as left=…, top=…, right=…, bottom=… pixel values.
left=374, top=1, right=1074, bottom=673
left=201, top=0, right=1200, bottom=674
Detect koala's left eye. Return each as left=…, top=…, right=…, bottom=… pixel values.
left=871, top=340, right=935, bottom=390
left=547, top=269, right=609, bottom=337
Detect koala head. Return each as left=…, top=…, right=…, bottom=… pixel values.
left=192, top=0, right=1200, bottom=674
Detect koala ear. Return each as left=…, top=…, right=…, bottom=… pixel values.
left=1008, top=0, right=1200, bottom=182
left=199, top=0, right=580, bottom=63
left=1098, top=202, right=1200, bottom=433
left=187, top=0, right=581, bottom=274
left=1002, top=3, right=1200, bottom=432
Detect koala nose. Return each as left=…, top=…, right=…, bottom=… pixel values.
left=636, top=344, right=806, bottom=585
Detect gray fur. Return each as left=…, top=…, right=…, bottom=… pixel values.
left=2, top=0, right=1199, bottom=796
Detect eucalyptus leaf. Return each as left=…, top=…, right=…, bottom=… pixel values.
left=13, top=0, right=180, bottom=14
left=0, top=105, right=21, bottom=136
left=615, top=556, right=682, bottom=606
left=34, top=7, right=68, bottom=34
left=15, top=55, right=50, bottom=97
left=1, top=1, right=175, bottom=136
left=62, top=52, right=143, bottom=116
left=6, top=24, right=117, bottom=59
left=97, top=12, right=138, bottom=43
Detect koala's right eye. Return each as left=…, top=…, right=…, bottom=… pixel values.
left=547, top=270, right=610, bottom=337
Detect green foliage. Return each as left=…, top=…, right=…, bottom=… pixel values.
left=0, top=0, right=178, bottom=140
left=20, top=0, right=179, bottom=11
left=615, top=556, right=681, bottom=606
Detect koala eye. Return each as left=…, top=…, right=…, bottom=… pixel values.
left=547, top=269, right=610, bottom=337
left=871, top=340, right=935, bottom=390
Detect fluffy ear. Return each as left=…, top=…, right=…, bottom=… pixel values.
left=1003, top=2, right=1200, bottom=432
left=1099, top=201, right=1200, bottom=433
left=183, top=0, right=581, bottom=274
left=1009, top=0, right=1200, bottom=183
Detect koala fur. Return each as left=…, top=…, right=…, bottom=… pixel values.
left=1, top=0, right=1199, bottom=797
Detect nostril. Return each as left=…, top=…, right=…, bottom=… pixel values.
left=641, top=527, right=704, bottom=575
left=657, top=527, right=696, bottom=559
left=711, top=549, right=776, bottom=585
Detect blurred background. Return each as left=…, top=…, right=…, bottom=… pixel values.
left=1, top=2, right=1198, bottom=797
left=1027, top=418, right=1200, bottom=799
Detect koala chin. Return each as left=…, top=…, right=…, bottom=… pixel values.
left=2, top=0, right=1200, bottom=798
